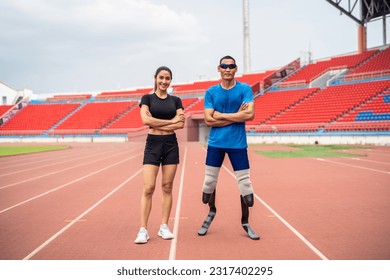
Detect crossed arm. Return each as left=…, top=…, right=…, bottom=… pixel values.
left=204, top=102, right=254, bottom=127
left=140, top=105, right=185, bottom=131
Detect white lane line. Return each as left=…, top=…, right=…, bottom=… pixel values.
left=253, top=193, right=329, bottom=260
left=315, top=158, right=390, bottom=175
left=0, top=149, right=118, bottom=177
left=221, top=163, right=329, bottom=260
left=0, top=153, right=142, bottom=214
left=169, top=145, right=187, bottom=260
left=23, top=168, right=143, bottom=260
left=0, top=149, right=115, bottom=177
left=0, top=150, right=138, bottom=190
left=0, top=149, right=95, bottom=170
left=347, top=157, right=390, bottom=165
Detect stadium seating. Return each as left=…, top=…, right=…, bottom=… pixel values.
left=101, top=98, right=199, bottom=134
left=0, top=105, right=13, bottom=116
left=236, top=70, right=275, bottom=87
left=100, top=106, right=145, bottom=134
left=180, top=97, right=199, bottom=110
left=281, top=50, right=378, bottom=86
left=347, top=47, right=390, bottom=75
left=324, top=89, right=390, bottom=132
left=52, top=101, right=137, bottom=134
left=172, top=80, right=219, bottom=95
left=246, top=87, right=320, bottom=127
left=0, top=103, right=80, bottom=135
left=46, top=94, right=91, bottom=102
left=95, top=88, right=153, bottom=100
left=262, top=80, right=390, bottom=132
left=184, top=99, right=204, bottom=113
left=1, top=46, right=389, bottom=137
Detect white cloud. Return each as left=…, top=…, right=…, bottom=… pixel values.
left=0, top=0, right=388, bottom=94
left=0, top=0, right=207, bottom=92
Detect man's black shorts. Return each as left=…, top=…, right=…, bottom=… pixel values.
left=143, top=133, right=179, bottom=166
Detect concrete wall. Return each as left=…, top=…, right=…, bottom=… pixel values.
left=1, top=133, right=389, bottom=146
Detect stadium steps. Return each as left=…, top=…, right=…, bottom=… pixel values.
left=98, top=102, right=139, bottom=131
left=46, top=102, right=86, bottom=134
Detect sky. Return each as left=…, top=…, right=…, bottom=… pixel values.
left=0, top=0, right=388, bottom=95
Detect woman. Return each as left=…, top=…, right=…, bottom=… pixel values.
left=134, top=66, right=185, bottom=244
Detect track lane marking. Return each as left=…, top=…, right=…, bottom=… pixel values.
left=315, top=158, right=390, bottom=174
left=169, top=145, right=187, bottom=260
left=221, top=160, right=329, bottom=260
left=23, top=168, right=143, bottom=260
left=0, top=149, right=118, bottom=177
left=0, top=153, right=142, bottom=214
left=0, top=150, right=140, bottom=190
left=0, top=149, right=97, bottom=171
left=253, top=193, right=329, bottom=260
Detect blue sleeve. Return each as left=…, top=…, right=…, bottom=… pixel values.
left=204, top=89, right=214, bottom=109
left=243, top=84, right=254, bottom=103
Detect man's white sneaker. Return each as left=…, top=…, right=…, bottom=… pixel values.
left=158, top=224, right=174, bottom=240
left=134, top=227, right=149, bottom=244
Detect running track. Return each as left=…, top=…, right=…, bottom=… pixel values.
left=0, top=142, right=389, bottom=260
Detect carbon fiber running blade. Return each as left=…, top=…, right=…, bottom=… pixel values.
left=242, top=223, right=260, bottom=240
left=197, top=211, right=216, bottom=236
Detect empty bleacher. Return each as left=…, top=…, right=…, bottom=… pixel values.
left=325, top=88, right=390, bottom=132
left=344, top=47, right=390, bottom=81
left=95, top=88, right=153, bottom=100
left=280, top=50, right=378, bottom=87
left=1, top=46, right=389, bottom=138
left=101, top=97, right=200, bottom=134
left=184, top=99, right=204, bottom=113
left=263, top=80, right=390, bottom=132
left=52, top=101, right=137, bottom=134
left=172, top=80, right=219, bottom=95
left=0, top=105, right=13, bottom=116
left=101, top=106, right=145, bottom=134
left=247, top=87, right=320, bottom=128
left=236, top=70, right=275, bottom=87
left=46, top=94, right=92, bottom=102
left=0, top=103, right=81, bottom=135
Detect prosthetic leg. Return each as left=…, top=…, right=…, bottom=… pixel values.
left=199, top=164, right=259, bottom=240
left=198, top=191, right=259, bottom=240
left=236, top=169, right=260, bottom=240
left=240, top=195, right=260, bottom=240
left=198, top=189, right=216, bottom=236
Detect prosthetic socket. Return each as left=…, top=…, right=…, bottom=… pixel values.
left=202, top=165, right=254, bottom=207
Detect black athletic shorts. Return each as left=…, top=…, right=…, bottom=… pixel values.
left=143, top=133, right=179, bottom=166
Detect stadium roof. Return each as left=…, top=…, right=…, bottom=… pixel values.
left=325, top=0, right=390, bottom=24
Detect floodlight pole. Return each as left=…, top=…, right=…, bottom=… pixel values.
left=243, top=0, right=250, bottom=73
left=383, top=15, right=387, bottom=45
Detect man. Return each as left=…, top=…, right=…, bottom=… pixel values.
left=198, top=55, right=259, bottom=240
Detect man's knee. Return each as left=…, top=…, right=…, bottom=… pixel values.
left=202, top=166, right=220, bottom=203
left=242, top=193, right=254, bottom=207
left=235, top=169, right=254, bottom=207
left=202, top=166, right=220, bottom=193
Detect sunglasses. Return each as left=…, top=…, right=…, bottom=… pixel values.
left=219, top=63, right=237, bottom=69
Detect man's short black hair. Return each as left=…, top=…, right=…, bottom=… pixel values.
left=219, top=55, right=236, bottom=65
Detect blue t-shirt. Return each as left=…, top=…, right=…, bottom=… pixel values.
left=204, top=81, right=253, bottom=148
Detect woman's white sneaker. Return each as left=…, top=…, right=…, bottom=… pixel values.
left=158, top=224, right=174, bottom=240
left=134, top=227, right=149, bottom=244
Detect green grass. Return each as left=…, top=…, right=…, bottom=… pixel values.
left=0, top=145, right=70, bottom=157
left=255, top=145, right=366, bottom=158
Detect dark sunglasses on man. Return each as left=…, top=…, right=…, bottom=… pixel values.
left=219, top=63, right=237, bottom=69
